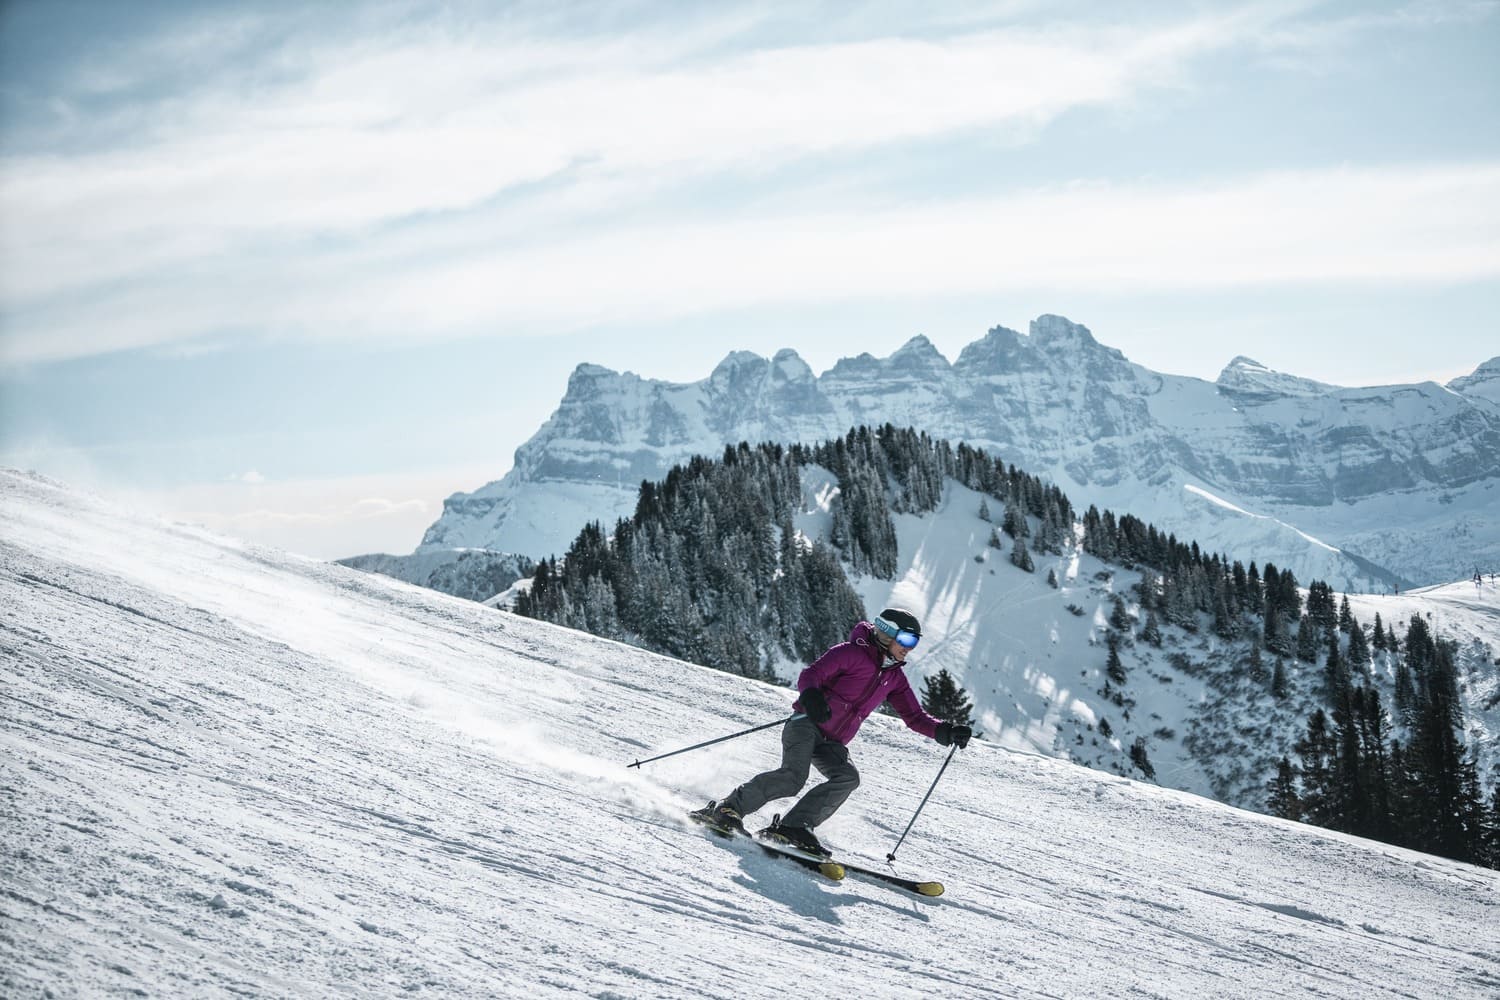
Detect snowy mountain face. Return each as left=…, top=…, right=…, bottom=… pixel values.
left=416, top=318, right=1500, bottom=592
left=728, top=462, right=1500, bottom=815
left=1450, top=356, right=1500, bottom=410
left=5, top=469, right=1499, bottom=999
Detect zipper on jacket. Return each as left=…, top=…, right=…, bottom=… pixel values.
left=847, top=651, right=891, bottom=717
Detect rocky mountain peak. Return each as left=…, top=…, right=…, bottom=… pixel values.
left=770, top=348, right=815, bottom=383
left=890, top=334, right=951, bottom=370
left=565, top=361, right=621, bottom=394
left=405, top=316, right=1500, bottom=592
left=708, top=350, right=769, bottom=383
left=953, top=324, right=1025, bottom=374
left=1031, top=314, right=1097, bottom=348
left=1216, top=356, right=1332, bottom=400
left=1449, top=356, right=1500, bottom=406
left=1028, top=315, right=1130, bottom=372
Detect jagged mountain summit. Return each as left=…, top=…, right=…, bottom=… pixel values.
left=412, top=316, right=1500, bottom=593
left=1450, top=356, right=1500, bottom=409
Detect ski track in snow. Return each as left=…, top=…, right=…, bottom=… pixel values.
left=2, top=470, right=1498, bottom=999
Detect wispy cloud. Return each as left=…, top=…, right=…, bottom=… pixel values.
left=3, top=1, right=1494, bottom=368
left=1251, top=0, right=1499, bottom=57
left=6, top=159, right=1497, bottom=366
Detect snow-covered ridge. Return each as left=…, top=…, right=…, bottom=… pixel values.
left=1215, top=355, right=1334, bottom=398
left=406, top=316, right=1500, bottom=592
left=1183, top=483, right=1340, bottom=553
left=335, top=547, right=534, bottom=603
left=1450, top=355, right=1500, bottom=409
left=5, top=470, right=1498, bottom=998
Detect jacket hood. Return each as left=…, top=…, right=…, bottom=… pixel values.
left=849, top=620, right=899, bottom=668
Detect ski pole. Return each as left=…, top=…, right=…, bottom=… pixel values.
left=627, top=714, right=804, bottom=769
left=886, top=743, right=958, bottom=862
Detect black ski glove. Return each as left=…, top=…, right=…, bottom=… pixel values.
left=799, top=688, right=832, bottom=724
left=935, top=722, right=972, bottom=749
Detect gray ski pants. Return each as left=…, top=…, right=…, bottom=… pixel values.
left=721, top=716, right=860, bottom=829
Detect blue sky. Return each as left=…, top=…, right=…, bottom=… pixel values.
left=2, top=0, right=1498, bottom=558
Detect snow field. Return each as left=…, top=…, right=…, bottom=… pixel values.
left=3, top=470, right=1498, bottom=998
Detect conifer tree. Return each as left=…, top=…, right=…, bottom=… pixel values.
left=1295, top=709, right=1338, bottom=826
left=1247, top=638, right=1267, bottom=686
left=1330, top=682, right=1369, bottom=836
left=1295, top=614, right=1321, bottom=663
left=1392, top=656, right=1416, bottom=726
left=1401, top=619, right=1470, bottom=860
left=1213, top=587, right=1237, bottom=640
left=1010, top=534, right=1034, bottom=572
left=1129, top=736, right=1156, bottom=780
left=1267, top=756, right=1301, bottom=820
left=1141, top=610, right=1163, bottom=647
left=1486, top=785, right=1500, bottom=869
left=1324, top=635, right=1350, bottom=702
left=1106, top=634, right=1127, bottom=686
left=1271, top=658, right=1290, bottom=699
left=1002, top=501, right=1027, bottom=539
left=1278, top=567, right=1302, bottom=621
left=1458, top=755, right=1486, bottom=864
left=1263, top=603, right=1287, bottom=656
left=1347, top=622, right=1371, bottom=671
left=920, top=669, right=976, bottom=728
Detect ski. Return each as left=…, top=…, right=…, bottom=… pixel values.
left=753, top=837, right=846, bottom=881
left=751, top=819, right=941, bottom=896
left=836, top=860, right=944, bottom=897
left=688, top=808, right=845, bottom=881
left=687, top=809, right=941, bottom=894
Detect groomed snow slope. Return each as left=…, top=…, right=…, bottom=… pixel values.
left=3, top=470, right=1498, bottom=999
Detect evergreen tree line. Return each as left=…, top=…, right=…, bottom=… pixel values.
left=514, top=424, right=1069, bottom=679
left=1084, top=504, right=1313, bottom=643
left=515, top=442, right=863, bottom=679
left=801, top=425, right=1074, bottom=577
left=1075, top=498, right=1498, bottom=870
left=1266, top=613, right=1499, bottom=869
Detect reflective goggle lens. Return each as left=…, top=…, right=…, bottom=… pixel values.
left=875, top=616, right=920, bottom=650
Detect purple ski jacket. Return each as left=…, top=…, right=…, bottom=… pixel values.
left=792, top=621, right=943, bottom=745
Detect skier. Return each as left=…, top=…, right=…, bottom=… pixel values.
left=695, top=608, right=972, bottom=857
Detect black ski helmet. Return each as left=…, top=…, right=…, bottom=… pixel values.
left=875, top=607, right=921, bottom=638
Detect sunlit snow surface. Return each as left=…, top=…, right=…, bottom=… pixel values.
left=3, top=470, right=1498, bottom=998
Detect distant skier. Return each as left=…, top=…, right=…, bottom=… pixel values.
left=694, top=608, right=971, bottom=857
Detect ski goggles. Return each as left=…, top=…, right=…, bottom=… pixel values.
left=873, top=616, right=920, bottom=650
